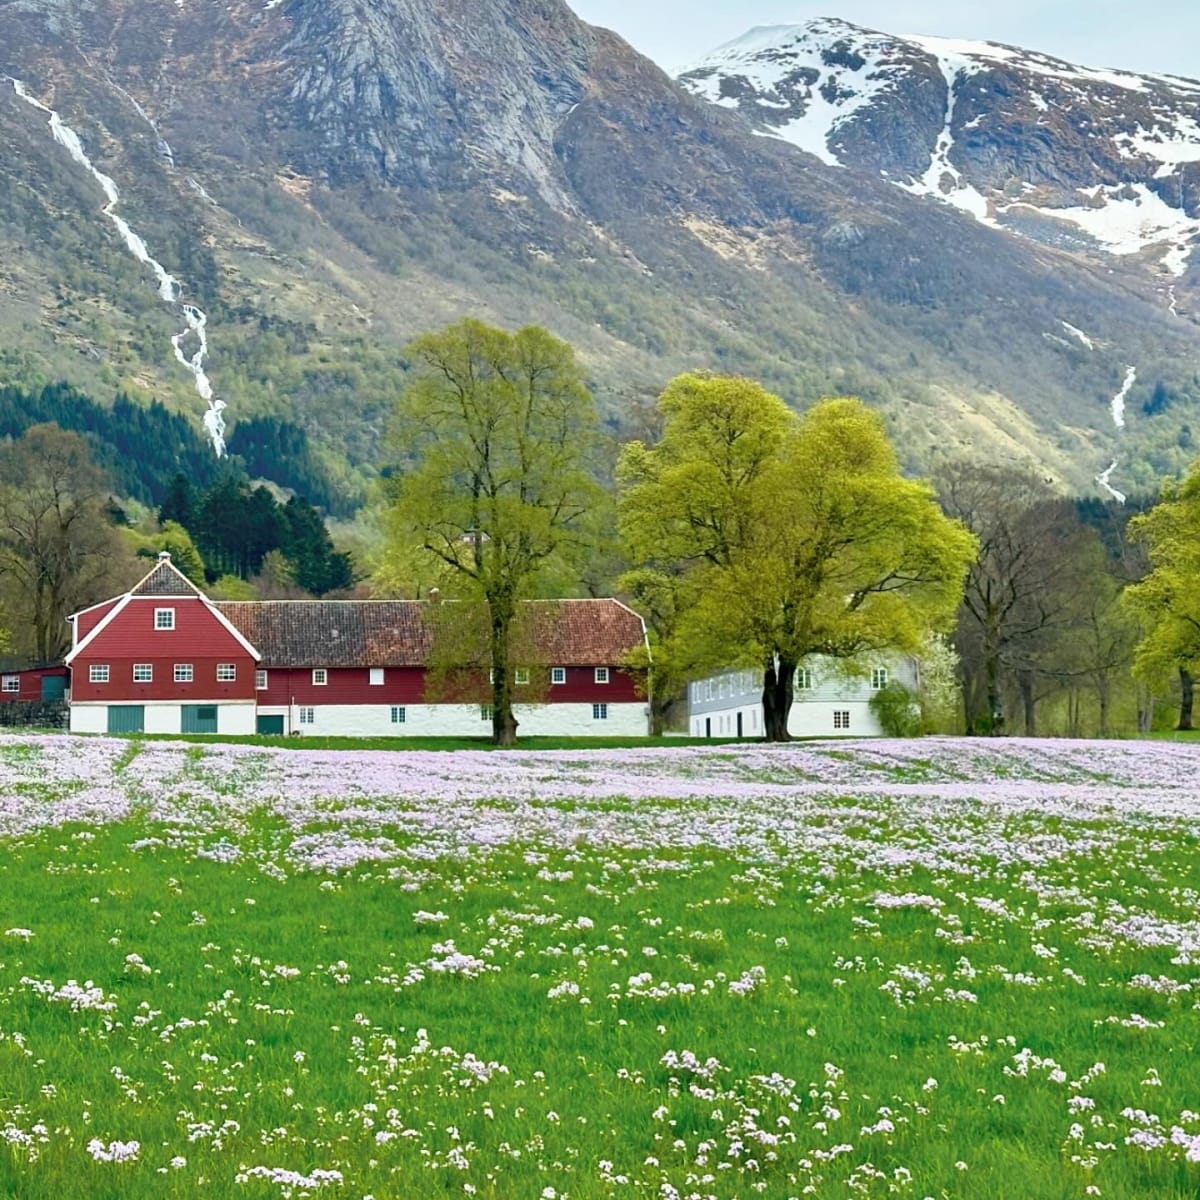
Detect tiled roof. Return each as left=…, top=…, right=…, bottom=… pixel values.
left=213, top=600, right=645, bottom=669
left=130, top=558, right=204, bottom=598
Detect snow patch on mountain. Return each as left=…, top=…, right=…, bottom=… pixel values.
left=680, top=19, right=907, bottom=167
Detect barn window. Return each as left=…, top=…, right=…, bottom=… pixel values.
left=369, top=668, right=384, bottom=686
left=551, top=667, right=566, bottom=685
left=834, top=711, right=851, bottom=730
left=871, top=667, right=889, bottom=690
left=515, top=668, right=530, bottom=685
left=594, top=667, right=610, bottom=684
left=480, top=705, right=493, bottom=721
left=133, top=664, right=153, bottom=683
left=175, top=663, right=194, bottom=683
left=312, top=668, right=327, bottom=686
left=90, top=664, right=110, bottom=684
left=255, top=669, right=268, bottom=690
left=390, top=706, right=406, bottom=724
left=796, top=668, right=814, bottom=690
left=299, top=707, right=315, bottom=725
left=593, top=703, right=609, bottom=720
left=217, top=663, right=236, bottom=682
left=1, top=676, right=18, bottom=693
left=154, top=608, right=175, bottom=630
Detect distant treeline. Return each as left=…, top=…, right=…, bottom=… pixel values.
left=0, top=382, right=347, bottom=514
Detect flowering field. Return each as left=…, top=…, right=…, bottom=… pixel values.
left=0, top=736, right=1199, bottom=1199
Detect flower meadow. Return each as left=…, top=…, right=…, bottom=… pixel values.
left=0, top=736, right=1199, bottom=1198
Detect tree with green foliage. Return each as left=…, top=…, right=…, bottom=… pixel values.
left=1123, top=464, right=1200, bottom=730
left=280, top=496, right=354, bottom=595
left=387, top=319, right=604, bottom=745
left=158, top=473, right=194, bottom=529
left=619, top=375, right=976, bottom=741
left=126, top=520, right=207, bottom=585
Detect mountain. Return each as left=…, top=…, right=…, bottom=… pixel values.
left=680, top=19, right=1200, bottom=305
left=0, top=2, right=1197, bottom=506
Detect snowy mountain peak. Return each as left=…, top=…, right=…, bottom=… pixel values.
left=679, top=19, right=1200, bottom=279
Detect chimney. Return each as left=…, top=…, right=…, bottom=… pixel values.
left=428, top=587, right=440, bottom=602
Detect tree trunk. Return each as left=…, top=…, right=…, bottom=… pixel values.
left=1019, top=669, right=1037, bottom=737
left=1137, top=683, right=1154, bottom=735
left=489, top=595, right=519, bottom=747
left=762, top=656, right=795, bottom=743
left=1178, top=666, right=1194, bottom=732
left=984, top=633, right=1003, bottom=736
left=649, top=692, right=672, bottom=738
left=1096, top=676, right=1110, bottom=739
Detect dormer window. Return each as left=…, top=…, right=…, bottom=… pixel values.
left=155, top=608, right=175, bottom=630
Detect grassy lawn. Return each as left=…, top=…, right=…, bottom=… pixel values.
left=0, top=735, right=1197, bottom=1197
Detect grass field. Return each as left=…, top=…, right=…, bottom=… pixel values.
left=0, top=735, right=1198, bottom=1198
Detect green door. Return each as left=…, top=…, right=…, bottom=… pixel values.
left=182, top=705, right=219, bottom=734
left=107, top=706, right=145, bottom=734
left=41, top=675, right=66, bottom=701
left=256, top=714, right=285, bottom=736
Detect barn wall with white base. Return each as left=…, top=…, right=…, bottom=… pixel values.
left=69, top=701, right=256, bottom=735
left=286, top=702, right=648, bottom=739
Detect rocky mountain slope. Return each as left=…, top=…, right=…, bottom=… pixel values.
left=0, top=1, right=1196, bottom=504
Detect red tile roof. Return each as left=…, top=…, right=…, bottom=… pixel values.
left=214, top=600, right=646, bottom=669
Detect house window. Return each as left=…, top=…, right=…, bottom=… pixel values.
left=391, top=706, right=406, bottom=724
left=298, top=707, right=315, bottom=725
left=89, top=664, right=110, bottom=684
left=255, top=669, right=267, bottom=690
left=480, top=705, right=493, bottom=721
left=796, top=668, right=814, bottom=690
left=593, top=703, right=608, bottom=721
left=216, top=663, right=236, bottom=683
left=133, top=664, right=153, bottom=683
left=871, top=667, right=889, bottom=690
left=175, top=664, right=194, bottom=684
left=594, top=667, right=610, bottom=684
left=369, top=668, right=384, bottom=686
left=312, top=668, right=327, bottom=686
left=154, top=608, right=175, bottom=630
left=551, top=667, right=566, bottom=685
left=834, top=711, right=851, bottom=730
left=1, top=676, right=18, bottom=693
left=515, top=668, right=530, bottom=685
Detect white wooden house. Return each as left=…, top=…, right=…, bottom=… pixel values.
left=687, top=656, right=920, bottom=739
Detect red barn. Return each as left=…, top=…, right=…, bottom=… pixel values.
left=63, top=554, right=650, bottom=737
left=66, top=553, right=261, bottom=735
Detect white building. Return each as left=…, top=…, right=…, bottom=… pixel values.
left=687, top=657, right=920, bottom=739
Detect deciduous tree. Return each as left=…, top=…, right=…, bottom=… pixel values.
left=387, top=319, right=604, bottom=745
left=620, top=376, right=975, bottom=740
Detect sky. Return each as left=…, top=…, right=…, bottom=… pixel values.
left=567, top=1, right=1200, bottom=78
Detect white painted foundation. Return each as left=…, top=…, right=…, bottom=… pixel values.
left=285, top=702, right=649, bottom=738
left=69, top=702, right=256, bottom=736
left=690, top=701, right=882, bottom=739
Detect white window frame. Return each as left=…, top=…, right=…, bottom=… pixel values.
left=871, top=667, right=889, bottom=690
left=480, top=705, right=493, bottom=721
left=154, top=608, right=175, bottom=631
left=133, top=664, right=153, bottom=683
left=255, top=669, right=268, bottom=691
left=551, top=666, right=566, bottom=685
left=796, top=668, right=814, bottom=691
left=299, top=706, right=316, bottom=725
left=514, top=668, right=530, bottom=686
left=89, top=664, right=110, bottom=684
left=1, top=675, right=18, bottom=694
left=593, top=702, right=608, bottom=721
left=312, top=668, right=327, bottom=686
left=834, top=710, right=851, bottom=730
left=390, top=706, right=406, bottom=724
left=175, top=664, right=194, bottom=684
left=369, top=668, right=384, bottom=686
left=216, top=663, right=237, bottom=683
left=594, top=667, right=610, bottom=684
